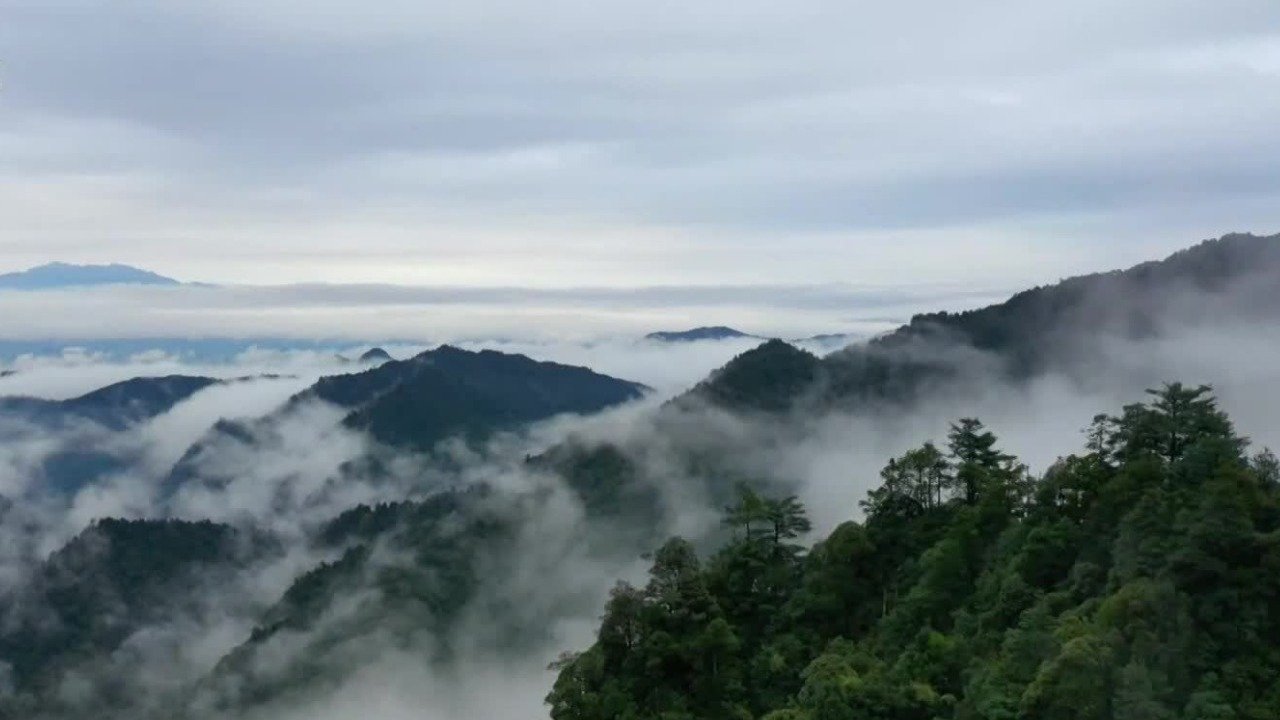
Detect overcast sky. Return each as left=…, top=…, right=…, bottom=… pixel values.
left=3, top=1, right=1279, bottom=288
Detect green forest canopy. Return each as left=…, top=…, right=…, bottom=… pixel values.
left=548, top=383, right=1280, bottom=720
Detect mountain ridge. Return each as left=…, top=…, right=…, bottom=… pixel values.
left=163, top=345, right=649, bottom=492
left=0, top=375, right=221, bottom=431
left=0, top=262, right=181, bottom=290
left=683, top=232, right=1280, bottom=413
left=645, top=326, right=758, bottom=342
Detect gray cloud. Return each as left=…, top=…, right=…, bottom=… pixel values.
left=2, top=2, right=1278, bottom=286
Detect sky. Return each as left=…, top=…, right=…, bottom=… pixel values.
left=2, top=1, right=1279, bottom=290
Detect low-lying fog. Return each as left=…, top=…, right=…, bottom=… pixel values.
left=0, top=303, right=1277, bottom=719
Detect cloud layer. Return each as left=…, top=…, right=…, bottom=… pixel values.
left=1, top=306, right=1279, bottom=718
left=4, top=2, right=1279, bottom=286
left=0, top=281, right=1009, bottom=366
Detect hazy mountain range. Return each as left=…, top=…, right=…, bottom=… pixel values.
left=0, top=232, right=1276, bottom=718
left=0, top=262, right=181, bottom=290
left=645, top=326, right=860, bottom=347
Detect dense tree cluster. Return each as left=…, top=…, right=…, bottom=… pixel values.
left=0, top=519, right=250, bottom=712
left=548, top=384, right=1280, bottom=719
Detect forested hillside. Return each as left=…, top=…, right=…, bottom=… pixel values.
left=683, top=233, right=1280, bottom=413
left=0, top=519, right=261, bottom=712
left=548, top=384, right=1280, bottom=719
left=163, top=345, right=647, bottom=491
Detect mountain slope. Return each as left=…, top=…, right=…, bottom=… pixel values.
left=678, top=339, right=823, bottom=413
left=0, top=519, right=258, bottom=702
left=343, top=346, right=649, bottom=450
left=547, top=386, right=1280, bottom=720
left=0, top=375, right=220, bottom=431
left=165, top=346, right=648, bottom=491
left=865, top=232, right=1280, bottom=372
left=286, top=345, right=648, bottom=450
left=684, top=233, right=1280, bottom=413
left=201, top=489, right=518, bottom=708
left=0, top=375, right=224, bottom=496
left=0, top=262, right=180, bottom=290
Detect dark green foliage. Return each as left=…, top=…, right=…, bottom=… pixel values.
left=864, top=442, right=950, bottom=516
left=682, top=339, right=822, bottom=413
left=0, top=519, right=248, bottom=694
left=550, top=385, right=1280, bottom=719
left=1251, top=448, right=1279, bottom=488
left=316, top=499, right=420, bottom=546
left=242, top=489, right=507, bottom=647
left=528, top=442, right=664, bottom=528
left=203, top=486, right=540, bottom=709
left=165, top=345, right=647, bottom=491
left=341, top=346, right=648, bottom=450
left=723, top=484, right=812, bottom=548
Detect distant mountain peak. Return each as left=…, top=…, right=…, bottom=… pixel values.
left=645, top=326, right=757, bottom=342
left=0, top=262, right=180, bottom=290
left=358, top=347, right=392, bottom=363
left=678, top=339, right=821, bottom=412
left=164, top=345, right=650, bottom=494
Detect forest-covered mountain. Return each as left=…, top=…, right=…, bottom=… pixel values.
left=0, top=233, right=1277, bottom=719
left=547, top=385, right=1280, bottom=720
left=285, top=344, right=647, bottom=449
left=0, top=346, right=651, bottom=716
left=165, top=345, right=647, bottom=491
left=233, top=232, right=1280, bottom=692
left=339, top=345, right=648, bottom=450
left=0, top=519, right=264, bottom=714
left=199, top=488, right=530, bottom=709
left=683, top=233, right=1280, bottom=413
